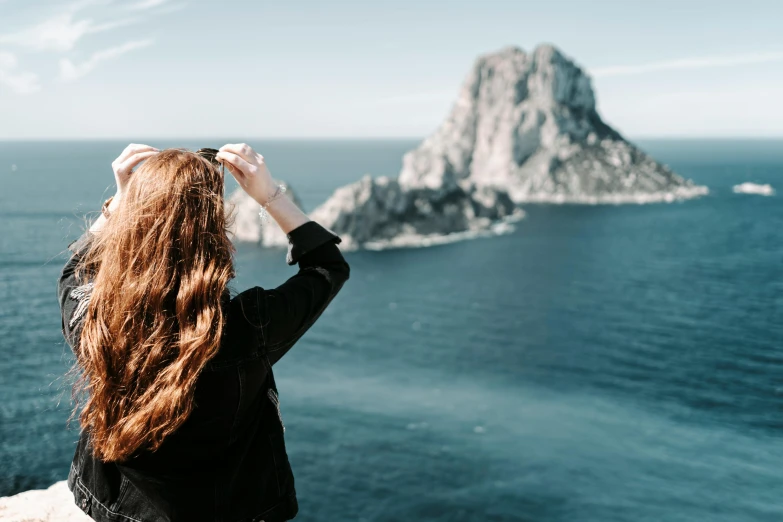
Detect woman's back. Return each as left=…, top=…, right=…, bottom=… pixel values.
left=58, top=144, right=350, bottom=522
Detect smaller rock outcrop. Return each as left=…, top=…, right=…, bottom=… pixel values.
left=307, top=174, right=523, bottom=250
left=732, top=182, right=775, bottom=196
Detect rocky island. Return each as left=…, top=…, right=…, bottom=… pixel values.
left=231, top=44, right=707, bottom=251
left=398, top=44, right=707, bottom=204
left=732, top=182, right=775, bottom=196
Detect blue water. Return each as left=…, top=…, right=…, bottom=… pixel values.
left=0, top=140, right=781, bottom=521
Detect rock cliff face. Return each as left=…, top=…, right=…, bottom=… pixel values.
left=398, top=44, right=707, bottom=203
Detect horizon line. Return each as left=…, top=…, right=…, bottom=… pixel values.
left=1, top=135, right=783, bottom=142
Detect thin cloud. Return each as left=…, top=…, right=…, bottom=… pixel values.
left=65, top=0, right=115, bottom=14
left=127, top=0, right=167, bottom=10
left=0, top=51, right=41, bottom=94
left=0, top=52, right=14, bottom=69
left=59, top=38, right=154, bottom=81
left=591, top=51, right=783, bottom=77
left=0, top=12, right=138, bottom=52
left=153, top=2, right=187, bottom=14
left=126, top=0, right=187, bottom=15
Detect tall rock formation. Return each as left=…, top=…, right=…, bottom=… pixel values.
left=398, top=44, right=707, bottom=203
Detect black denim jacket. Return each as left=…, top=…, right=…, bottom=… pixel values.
left=57, top=221, right=350, bottom=522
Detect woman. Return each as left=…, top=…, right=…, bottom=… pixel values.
left=58, top=143, right=350, bottom=522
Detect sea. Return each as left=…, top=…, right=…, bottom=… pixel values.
left=0, top=139, right=781, bottom=522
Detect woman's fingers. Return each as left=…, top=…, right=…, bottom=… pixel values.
left=221, top=160, right=247, bottom=187
left=215, top=155, right=242, bottom=177
left=216, top=151, right=255, bottom=177
left=215, top=152, right=249, bottom=187
left=219, top=143, right=256, bottom=163
left=117, top=150, right=158, bottom=175
left=116, top=144, right=158, bottom=164
left=217, top=143, right=275, bottom=205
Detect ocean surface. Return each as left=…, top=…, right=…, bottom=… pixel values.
left=0, top=139, right=781, bottom=521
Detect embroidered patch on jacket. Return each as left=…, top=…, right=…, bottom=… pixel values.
left=68, top=282, right=94, bottom=328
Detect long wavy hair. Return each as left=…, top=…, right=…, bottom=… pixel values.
left=73, top=149, right=235, bottom=462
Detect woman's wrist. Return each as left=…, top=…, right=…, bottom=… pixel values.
left=254, top=185, right=280, bottom=206
left=107, top=193, right=122, bottom=212
left=263, top=193, right=310, bottom=234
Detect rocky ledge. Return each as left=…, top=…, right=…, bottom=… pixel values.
left=0, top=481, right=89, bottom=522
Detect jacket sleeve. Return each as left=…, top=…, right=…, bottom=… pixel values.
left=233, top=221, right=351, bottom=366
left=57, top=231, right=96, bottom=353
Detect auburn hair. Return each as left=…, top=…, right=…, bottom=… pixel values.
left=73, top=149, right=235, bottom=462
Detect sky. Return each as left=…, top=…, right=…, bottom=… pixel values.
left=0, top=0, right=781, bottom=139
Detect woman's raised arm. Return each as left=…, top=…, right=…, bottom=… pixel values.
left=219, top=143, right=350, bottom=365
left=216, top=143, right=310, bottom=233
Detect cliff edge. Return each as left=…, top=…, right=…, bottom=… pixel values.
left=0, top=481, right=88, bottom=522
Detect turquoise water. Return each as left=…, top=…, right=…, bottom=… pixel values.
left=0, top=140, right=781, bottom=521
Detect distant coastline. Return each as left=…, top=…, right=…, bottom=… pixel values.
left=1, top=136, right=783, bottom=143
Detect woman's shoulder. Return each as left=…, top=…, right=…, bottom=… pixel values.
left=204, top=286, right=269, bottom=371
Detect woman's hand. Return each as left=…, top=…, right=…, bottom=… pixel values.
left=216, top=143, right=277, bottom=205
left=111, top=143, right=159, bottom=197
left=89, top=144, right=157, bottom=234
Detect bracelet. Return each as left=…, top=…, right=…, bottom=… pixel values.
left=258, top=184, right=287, bottom=224
left=101, top=196, right=114, bottom=219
